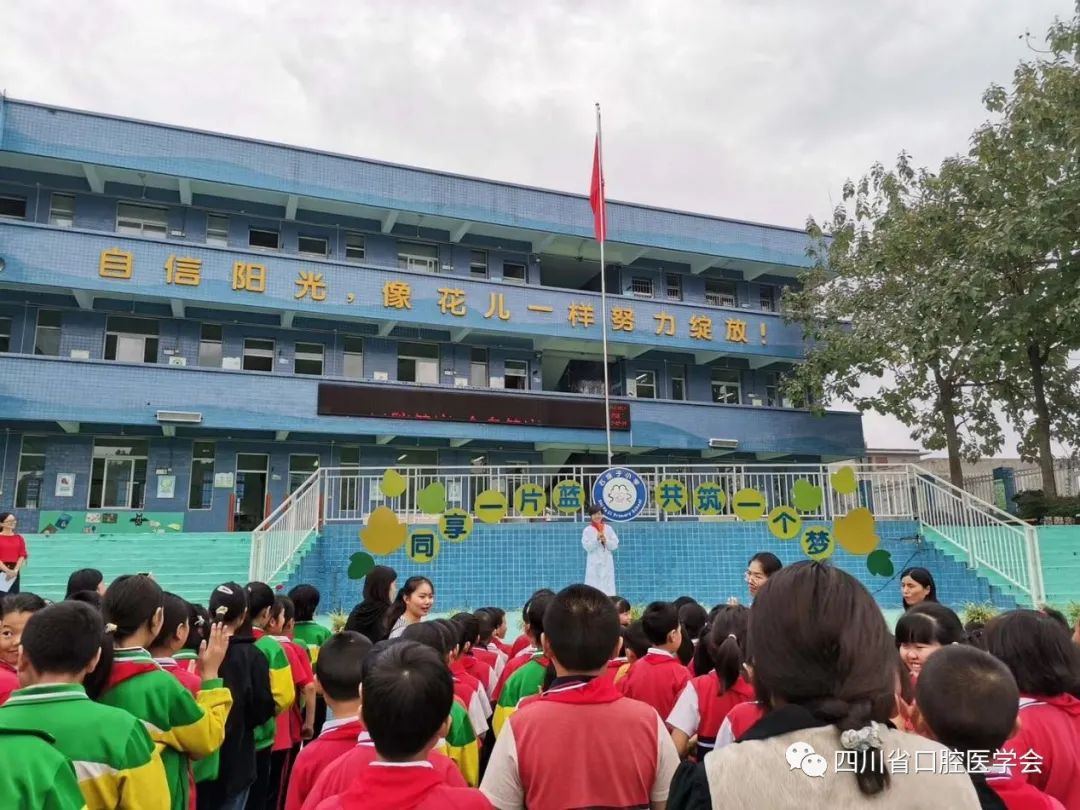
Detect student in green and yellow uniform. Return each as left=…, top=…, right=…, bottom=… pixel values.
left=0, top=726, right=88, bottom=810
left=0, top=601, right=169, bottom=810
left=287, top=584, right=331, bottom=736
left=94, top=576, right=233, bottom=810
left=492, top=593, right=554, bottom=737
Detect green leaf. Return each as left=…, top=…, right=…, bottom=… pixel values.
left=866, top=549, right=894, bottom=578
left=347, top=552, right=376, bottom=580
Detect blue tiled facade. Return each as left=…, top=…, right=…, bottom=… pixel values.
left=0, top=97, right=865, bottom=533
left=286, top=519, right=1020, bottom=614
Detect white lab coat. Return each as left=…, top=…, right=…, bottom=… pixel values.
left=582, top=522, right=619, bottom=595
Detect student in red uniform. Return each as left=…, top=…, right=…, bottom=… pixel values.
left=508, top=590, right=553, bottom=658
left=668, top=605, right=754, bottom=758
left=481, top=584, right=680, bottom=809
left=481, top=607, right=512, bottom=657
left=984, top=610, right=1080, bottom=809
left=65, top=568, right=107, bottom=599
left=618, top=601, right=689, bottom=719
left=451, top=613, right=497, bottom=699
left=1, top=593, right=47, bottom=703
left=150, top=592, right=203, bottom=695
left=313, top=640, right=491, bottom=810
left=405, top=622, right=489, bottom=740
left=678, top=602, right=708, bottom=671
left=491, top=593, right=554, bottom=708
left=0, top=512, right=28, bottom=594
left=916, top=644, right=1065, bottom=810
left=612, top=596, right=633, bottom=627
left=285, top=631, right=372, bottom=810
left=470, top=610, right=505, bottom=683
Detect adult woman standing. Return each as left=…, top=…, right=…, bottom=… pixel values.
left=0, top=513, right=28, bottom=595
left=344, top=565, right=398, bottom=642
left=900, top=567, right=938, bottom=610
left=386, top=576, right=434, bottom=639
left=582, top=504, right=619, bottom=596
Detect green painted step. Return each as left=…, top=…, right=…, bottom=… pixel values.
left=1035, top=526, right=1080, bottom=606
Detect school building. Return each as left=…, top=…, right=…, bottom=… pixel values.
left=0, top=96, right=867, bottom=537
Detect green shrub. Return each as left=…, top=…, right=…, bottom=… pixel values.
left=329, top=609, right=349, bottom=633
left=960, top=602, right=1000, bottom=626
left=1013, top=490, right=1080, bottom=521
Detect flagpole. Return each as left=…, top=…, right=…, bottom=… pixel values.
left=596, top=102, right=613, bottom=466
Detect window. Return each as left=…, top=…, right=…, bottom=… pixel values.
left=35, top=310, right=61, bottom=356
left=705, top=280, right=737, bottom=308
left=469, top=251, right=488, bottom=277
left=630, top=277, right=654, bottom=299
left=116, top=203, right=168, bottom=238
left=188, top=442, right=215, bottom=510
left=242, top=338, right=275, bottom=372
left=759, top=286, right=776, bottom=313
left=298, top=236, right=328, bottom=258
left=711, top=368, right=742, bottom=405
left=249, top=227, right=279, bottom=250
left=470, top=348, right=488, bottom=387
left=345, top=233, right=365, bottom=262
left=49, top=194, right=75, bottom=227
left=343, top=337, right=364, bottom=379
left=665, top=274, right=682, bottom=301
left=206, top=214, right=229, bottom=247
left=765, top=372, right=793, bottom=408
left=295, top=342, right=324, bottom=376
left=340, top=447, right=361, bottom=466
left=0, top=196, right=27, bottom=219
left=198, top=324, right=223, bottom=368
left=671, top=365, right=687, bottom=401
left=504, top=359, right=528, bottom=390
left=0, top=317, right=10, bottom=353
left=15, top=436, right=46, bottom=509
left=104, top=316, right=159, bottom=364
left=503, top=262, right=526, bottom=284
left=89, top=439, right=149, bottom=509
left=631, top=370, right=657, bottom=399
left=398, top=342, right=439, bottom=384
left=397, top=242, right=439, bottom=273
left=289, top=455, right=320, bottom=492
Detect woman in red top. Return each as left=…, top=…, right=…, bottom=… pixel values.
left=0, top=513, right=28, bottom=595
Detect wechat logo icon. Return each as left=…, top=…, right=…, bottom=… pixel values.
left=786, top=741, right=828, bottom=778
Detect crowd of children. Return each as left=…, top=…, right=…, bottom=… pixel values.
left=0, top=554, right=1079, bottom=809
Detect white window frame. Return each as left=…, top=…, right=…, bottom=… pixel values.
left=345, top=232, right=366, bottom=262
left=759, top=286, right=776, bottom=313
left=470, top=348, right=489, bottom=387
left=397, top=242, right=439, bottom=273
left=504, top=359, right=529, bottom=390
left=188, top=441, right=216, bottom=511
left=705, top=281, right=737, bottom=308
left=671, top=367, right=687, bottom=401
left=469, top=250, right=488, bottom=277
left=503, top=262, right=527, bottom=284
left=631, top=369, right=657, bottom=399
left=398, top=343, right=439, bottom=384
left=198, top=324, right=223, bottom=368
left=629, top=277, right=654, bottom=299
left=0, top=195, right=27, bottom=220
left=242, top=338, right=276, bottom=372
left=104, top=316, right=159, bottom=364
left=711, top=368, right=742, bottom=405
left=89, top=439, right=149, bottom=510
left=249, top=227, right=280, bottom=251
left=49, top=193, right=75, bottom=227
left=665, top=274, right=683, bottom=301
left=294, top=342, right=324, bottom=376
left=34, top=310, right=62, bottom=357
left=116, top=202, right=168, bottom=238
left=343, top=337, right=364, bottom=379
left=0, top=317, right=11, bottom=353
left=298, top=235, right=329, bottom=258
left=15, top=436, right=47, bottom=509
left=288, top=454, right=320, bottom=493
left=206, top=214, right=229, bottom=247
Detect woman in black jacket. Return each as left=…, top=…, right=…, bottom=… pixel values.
left=344, top=565, right=398, bottom=642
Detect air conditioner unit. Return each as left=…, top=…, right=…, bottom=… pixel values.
left=709, top=438, right=739, bottom=450
left=168, top=356, right=188, bottom=367
left=156, top=410, right=203, bottom=424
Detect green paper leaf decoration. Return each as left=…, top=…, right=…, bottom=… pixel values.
left=347, top=552, right=376, bottom=580
left=418, top=482, right=447, bottom=515
left=792, top=479, right=824, bottom=513
left=866, top=549, right=894, bottom=578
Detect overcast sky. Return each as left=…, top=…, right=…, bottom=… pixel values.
left=3, top=0, right=1074, bottom=456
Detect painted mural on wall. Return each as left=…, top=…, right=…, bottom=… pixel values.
left=37, top=511, right=185, bottom=534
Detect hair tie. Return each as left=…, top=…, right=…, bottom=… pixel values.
left=216, top=585, right=233, bottom=595
left=214, top=606, right=229, bottom=618
left=840, top=721, right=883, bottom=752
left=194, top=616, right=207, bottom=627
left=727, top=634, right=737, bottom=640
left=104, top=623, right=118, bottom=634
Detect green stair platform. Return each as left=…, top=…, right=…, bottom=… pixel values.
left=1035, top=526, right=1080, bottom=607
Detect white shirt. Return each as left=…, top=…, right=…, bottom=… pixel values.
left=581, top=522, right=619, bottom=596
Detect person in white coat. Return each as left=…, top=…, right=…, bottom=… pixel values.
left=582, top=504, right=619, bottom=595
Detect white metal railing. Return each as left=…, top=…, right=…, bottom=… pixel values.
left=964, top=462, right=1079, bottom=504
left=249, top=469, right=323, bottom=583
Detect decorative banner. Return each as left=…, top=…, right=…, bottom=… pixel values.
left=347, top=552, right=376, bottom=580
left=732, top=488, right=767, bottom=522
left=834, top=507, right=879, bottom=555
left=474, top=489, right=508, bottom=524
left=867, top=549, right=894, bottom=577
left=439, top=509, right=474, bottom=543
left=830, top=466, right=858, bottom=496
left=418, top=482, right=447, bottom=514
left=360, top=506, right=407, bottom=555
left=592, top=467, right=648, bottom=522
left=380, top=469, right=407, bottom=499
left=792, top=479, right=824, bottom=513
left=514, top=483, right=547, bottom=517
left=767, top=505, right=802, bottom=540
left=407, top=527, right=440, bottom=563
left=55, top=473, right=75, bottom=498
left=800, top=526, right=835, bottom=561
left=156, top=475, right=177, bottom=499
left=694, top=482, right=726, bottom=515
left=655, top=479, right=688, bottom=514
left=37, top=511, right=184, bottom=534
left=552, top=479, right=586, bottom=513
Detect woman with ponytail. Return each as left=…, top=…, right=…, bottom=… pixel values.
left=669, top=562, right=980, bottom=809
left=667, top=605, right=754, bottom=759
left=386, top=575, right=434, bottom=639
left=95, top=574, right=234, bottom=810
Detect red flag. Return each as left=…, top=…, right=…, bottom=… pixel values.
left=589, top=135, right=606, bottom=242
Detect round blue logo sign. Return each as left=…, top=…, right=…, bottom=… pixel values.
left=592, top=467, right=648, bottom=522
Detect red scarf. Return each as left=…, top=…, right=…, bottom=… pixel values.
left=106, top=659, right=159, bottom=690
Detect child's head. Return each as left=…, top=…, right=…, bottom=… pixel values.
left=267, top=596, right=295, bottom=635
left=315, top=631, right=372, bottom=709
left=184, top=603, right=210, bottom=653
left=362, top=640, right=453, bottom=761
left=900, top=567, right=937, bottom=609
left=102, top=574, right=165, bottom=647
left=0, top=593, right=47, bottom=666
left=894, top=602, right=963, bottom=676
left=66, top=590, right=103, bottom=610
left=749, top=561, right=895, bottom=797
left=208, top=582, right=248, bottom=629
left=524, top=591, right=554, bottom=645
left=432, top=620, right=461, bottom=660
left=1039, top=605, right=1070, bottom=634
left=915, top=644, right=1019, bottom=754
left=19, top=601, right=104, bottom=684
left=65, top=568, right=105, bottom=599
left=678, top=602, right=708, bottom=641
left=449, top=612, right=479, bottom=655
left=288, top=585, right=321, bottom=623
left=148, top=592, right=191, bottom=656
left=983, top=609, right=1080, bottom=698
left=641, top=601, right=682, bottom=651
left=542, top=584, right=620, bottom=676
left=588, top=504, right=603, bottom=522
left=705, top=605, right=749, bottom=693
left=611, top=596, right=632, bottom=627
left=745, top=552, right=783, bottom=599
left=474, top=609, right=496, bottom=644
left=400, top=621, right=451, bottom=663
left=963, top=620, right=986, bottom=650
left=483, top=606, right=507, bottom=639
left=622, top=620, right=650, bottom=663
left=244, top=582, right=276, bottom=627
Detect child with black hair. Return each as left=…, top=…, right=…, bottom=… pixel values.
left=149, top=592, right=202, bottom=696
left=0, top=592, right=46, bottom=703
left=315, top=641, right=492, bottom=809
left=451, top=612, right=497, bottom=698
left=66, top=567, right=106, bottom=599
left=471, top=609, right=506, bottom=682
left=481, top=584, right=680, bottom=809
left=177, top=603, right=211, bottom=675
left=678, top=602, right=708, bottom=670
left=95, top=575, right=232, bottom=810
left=491, top=592, right=555, bottom=736
left=481, top=606, right=512, bottom=657
left=618, top=600, right=690, bottom=719
left=612, top=596, right=633, bottom=627
left=0, top=726, right=87, bottom=809
left=0, top=600, right=171, bottom=809
left=68, top=589, right=104, bottom=609
left=197, top=583, right=276, bottom=810
left=668, top=605, right=754, bottom=758
left=915, top=644, right=1064, bottom=810
left=508, top=590, right=554, bottom=658
left=434, top=619, right=491, bottom=741
left=288, top=585, right=332, bottom=663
